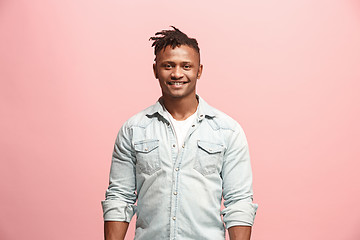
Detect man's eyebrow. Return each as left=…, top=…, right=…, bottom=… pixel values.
left=160, top=61, right=192, bottom=64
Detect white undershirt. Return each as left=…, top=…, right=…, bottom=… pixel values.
left=166, top=110, right=197, bottom=151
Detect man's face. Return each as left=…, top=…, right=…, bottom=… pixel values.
left=153, top=45, right=203, bottom=100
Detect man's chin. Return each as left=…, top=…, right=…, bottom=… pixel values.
left=164, top=92, right=196, bottom=100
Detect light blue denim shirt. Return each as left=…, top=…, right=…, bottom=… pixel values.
left=102, top=95, right=258, bottom=240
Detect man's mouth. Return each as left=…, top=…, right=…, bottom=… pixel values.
left=167, top=81, right=190, bottom=85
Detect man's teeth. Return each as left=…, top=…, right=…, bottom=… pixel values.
left=169, top=82, right=187, bottom=85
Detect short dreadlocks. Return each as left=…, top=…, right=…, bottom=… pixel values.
left=149, top=26, right=200, bottom=59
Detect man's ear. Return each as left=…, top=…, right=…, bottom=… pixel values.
left=197, top=64, right=203, bottom=79
left=153, top=63, right=158, bottom=79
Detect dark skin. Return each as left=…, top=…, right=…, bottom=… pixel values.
left=104, top=44, right=252, bottom=240
left=228, top=226, right=252, bottom=240
left=153, top=45, right=202, bottom=120
left=104, top=221, right=128, bottom=240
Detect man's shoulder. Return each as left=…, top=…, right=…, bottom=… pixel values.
left=205, top=101, right=243, bottom=132
left=121, top=102, right=159, bottom=129
left=204, top=101, right=248, bottom=144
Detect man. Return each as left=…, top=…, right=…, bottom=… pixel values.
left=102, top=26, right=258, bottom=240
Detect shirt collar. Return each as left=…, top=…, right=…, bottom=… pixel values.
left=146, top=94, right=217, bottom=122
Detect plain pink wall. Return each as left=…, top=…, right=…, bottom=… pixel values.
left=1, top=0, right=359, bottom=239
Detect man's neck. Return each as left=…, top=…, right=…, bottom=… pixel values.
left=162, top=94, right=198, bottom=121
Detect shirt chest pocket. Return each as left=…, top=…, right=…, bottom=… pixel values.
left=194, top=140, right=224, bottom=175
left=134, top=139, right=161, bottom=175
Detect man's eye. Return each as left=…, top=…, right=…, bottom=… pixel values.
left=184, top=65, right=191, bottom=69
left=165, top=64, right=172, bottom=69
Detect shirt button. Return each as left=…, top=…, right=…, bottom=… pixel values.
left=173, top=192, right=177, bottom=195
left=182, top=144, right=185, bottom=148
left=172, top=216, right=176, bottom=220
left=144, top=148, right=148, bottom=151
left=172, top=144, right=176, bottom=148
left=192, top=124, right=195, bottom=127
left=175, top=168, right=179, bottom=171
left=200, top=114, right=203, bottom=117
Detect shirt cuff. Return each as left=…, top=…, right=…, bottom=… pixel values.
left=221, top=201, right=258, bottom=228
left=101, top=199, right=137, bottom=222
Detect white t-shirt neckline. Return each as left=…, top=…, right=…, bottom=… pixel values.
left=166, top=110, right=197, bottom=150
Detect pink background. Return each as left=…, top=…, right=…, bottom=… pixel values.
left=1, top=0, right=359, bottom=239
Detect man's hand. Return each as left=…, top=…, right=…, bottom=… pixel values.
left=228, top=226, right=252, bottom=240
left=104, top=221, right=129, bottom=240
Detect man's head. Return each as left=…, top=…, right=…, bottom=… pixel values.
left=149, top=26, right=200, bottom=62
left=150, top=26, right=203, bottom=100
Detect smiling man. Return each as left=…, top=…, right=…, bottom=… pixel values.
left=102, top=26, right=258, bottom=240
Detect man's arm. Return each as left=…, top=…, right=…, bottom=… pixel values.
left=228, top=226, right=252, bottom=240
left=102, top=124, right=137, bottom=239
left=104, top=221, right=129, bottom=240
left=221, top=123, right=258, bottom=234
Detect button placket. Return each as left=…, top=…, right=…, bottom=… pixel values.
left=167, top=119, right=182, bottom=240
left=168, top=112, right=203, bottom=239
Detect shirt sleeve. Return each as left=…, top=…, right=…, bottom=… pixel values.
left=221, top=123, right=258, bottom=228
left=101, top=123, right=137, bottom=222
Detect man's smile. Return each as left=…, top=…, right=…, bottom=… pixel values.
left=167, top=81, right=190, bottom=86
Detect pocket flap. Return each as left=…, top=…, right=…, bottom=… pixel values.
left=197, top=140, right=224, bottom=154
left=134, top=139, right=159, bottom=153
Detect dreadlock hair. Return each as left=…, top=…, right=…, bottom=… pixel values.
left=149, top=26, right=200, bottom=60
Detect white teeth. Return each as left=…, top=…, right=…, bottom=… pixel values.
left=169, top=82, right=187, bottom=85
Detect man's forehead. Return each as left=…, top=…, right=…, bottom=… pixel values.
left=155, top=45, right=200, bottom=62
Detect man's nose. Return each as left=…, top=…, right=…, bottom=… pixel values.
left=171, top=66, right=184, bottom=79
